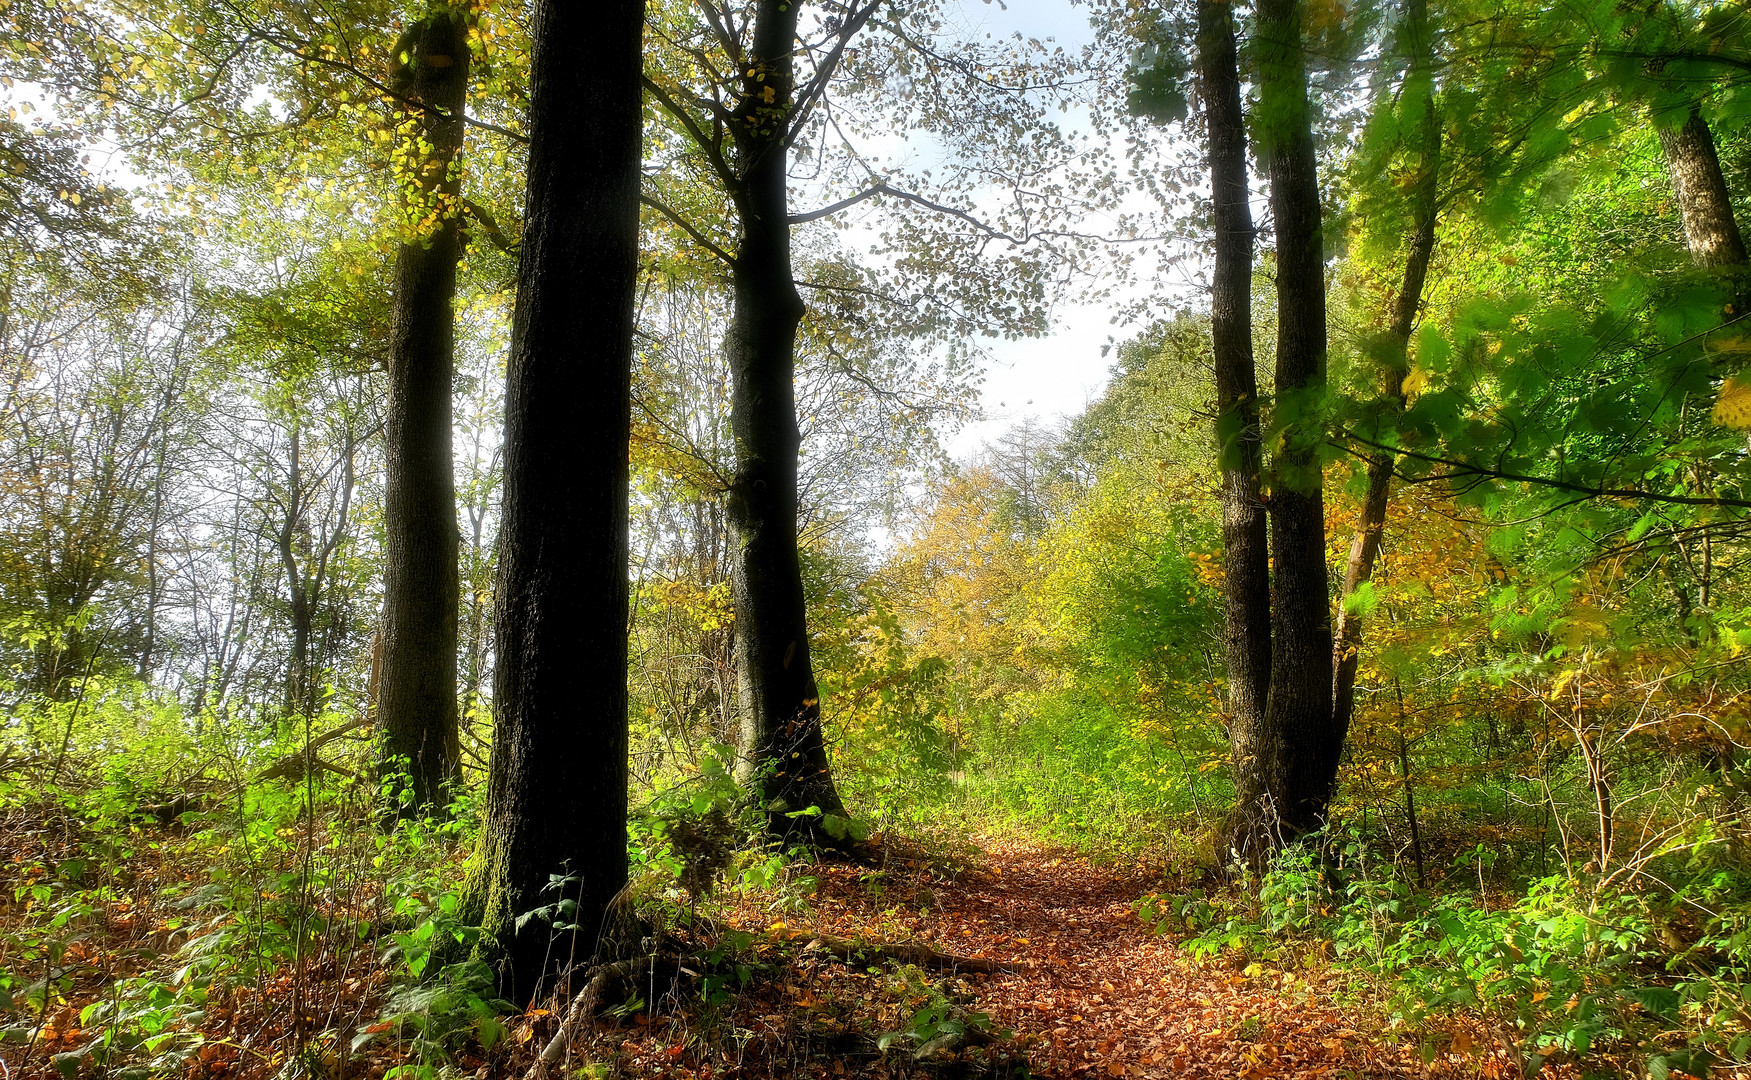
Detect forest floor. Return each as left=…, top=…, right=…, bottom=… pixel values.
left=728, top=836, right=1518, bottom=1080
left=0, top=824, right=1640, bottom=1080
left=794, top=836, right=1508, bottom=1080
left=489, top=836, right=1529, bottom=1080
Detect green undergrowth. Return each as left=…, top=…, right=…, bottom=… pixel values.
left=1134, top=826, right=1751, bottom=1079
left=0, top=688, right=486, bottom=1079
left=833, top=696, right=1222, bottom=868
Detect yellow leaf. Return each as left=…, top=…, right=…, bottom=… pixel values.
left=1713, top=375, right=1751, bottom=429
left=1401, top=366, right=1433, bottom=398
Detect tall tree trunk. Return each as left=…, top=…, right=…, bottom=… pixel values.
left=1256, top=0, right=1335, bottom=845
left=378, top=7, right=468, bottom=811
left=1331, top=0, right=1441, bottom=767
left=726, top=0, right=849, bottom=836
left=1657, top=104, right=1749, bottom=291
left=465, top=0, right=643, bottom=1008
left=1196, top=0, right=1275, bottom=862
left=279, top=426, right=311, bottom=717
left=138, top=383, right=174, bottom=682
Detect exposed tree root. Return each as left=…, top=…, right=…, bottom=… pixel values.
left=525, top=932, right=1008, bottom=1078
left=528, top=955, right=663, bottom=1080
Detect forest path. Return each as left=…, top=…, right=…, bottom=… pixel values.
left=807, top=838, right=1501, bottom=1080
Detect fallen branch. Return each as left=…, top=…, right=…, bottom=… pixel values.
left=913, top=1022, right=997, bottom=1061
left=140, top=715, right=373, bottom=823
left=798, top=932, right=1009, bottom=974
left=251, top=716, right=371, bottom=782
left=529, top=956, right=661, bottom=1080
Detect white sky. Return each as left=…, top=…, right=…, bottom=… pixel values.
left=935, top=0, right=1184, bottom=461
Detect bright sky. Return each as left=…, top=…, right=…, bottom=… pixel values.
left=7, top=0, right=1182, bottom=467
left=935, top=0, right=1184, bottom=461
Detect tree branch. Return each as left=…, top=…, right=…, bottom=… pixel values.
left=789, top=0, right=887, bottom=145
left=249, top=30, right=530, bottom=143
left=788, top=181, right=888, bottom=224
left=462, top=198, right=516, bottom=253
left=640, top=193, right=737, bottom=267
left=696, top=0, right=744, bottom=63
left=1336, top=430, right=1751, bottom=510
left=876, top=185, right=1030, bottom=246
left=642, top=75, right=737, bottom=190
left=1600, top=48, right=1751, bottom=76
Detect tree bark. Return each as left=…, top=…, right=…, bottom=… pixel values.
left=138, top=384, right=175, bottom=682
left=725, top=0, right=850, bottom=835
left=378, top=7, right=468, bottom=812
left=1195, top=0, right=1275, bottom=862
left=1656, top=105, right=1749, bottom=289
left=465, top=0, right=644, bottom=1007
left=1331, top=0, right=1441, bottom=773
left=278, top=425, right=312, bottom=716
left=1254, top=0, right=1335, bottom=847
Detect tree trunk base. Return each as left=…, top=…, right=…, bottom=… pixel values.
left=525, top=933, right=1008, bottom=1078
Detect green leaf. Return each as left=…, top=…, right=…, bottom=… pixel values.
left=1341, top=580, right=1380, bottom=618
left=1624, top=985, right=1682, bottom=1018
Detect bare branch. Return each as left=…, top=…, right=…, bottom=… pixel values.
left=788, top=181, right=887, bottom=224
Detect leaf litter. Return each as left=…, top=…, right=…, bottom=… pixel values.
left=5, top=821, right=1724, bottom=1079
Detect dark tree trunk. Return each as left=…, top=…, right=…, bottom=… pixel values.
left=465, top=0, right=643, bottom=1008
left=1195, top=0, right=1275, bottom=861
left=726, top=0, right=849, bottom=835
left=1255, top=0, right=1335, bottom=848
left=1331, top=0, right=1441, bottom=770
left=1657, top=105, right=1749, bottom=289
left=378, top=8, right=468, bottom=811
left=279, top=426, right=311, bottom=716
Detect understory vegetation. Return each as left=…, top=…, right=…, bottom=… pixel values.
left=5, top=0, right=1751, bottom=1076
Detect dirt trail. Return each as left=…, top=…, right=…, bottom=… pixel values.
left=808, top=838, right=1505, bottom=1080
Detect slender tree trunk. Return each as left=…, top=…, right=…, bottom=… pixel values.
left=308, top=436, right=357, bottom=716
left=1394, top=699, right=1425, bottom=886
left=1331, top=0, right=1441, bottom=761
left=1256, top=0, right=1335, bottom=844
left=138, top=386, right=172, bottom=683
left=726, top=0, right=849, bottom=835
left=465, top=0, right=643, bottom=1008
left=279, top=426, right=311, bottom=717
left=1657, top=104, right=1749, bottom=296
left=1196, top=0, right=1275, bottom=863
left=378, top=7, right=468, bottom=811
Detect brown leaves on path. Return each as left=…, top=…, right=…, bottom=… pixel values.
left=803, top=836, right=1517, bottom=1080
